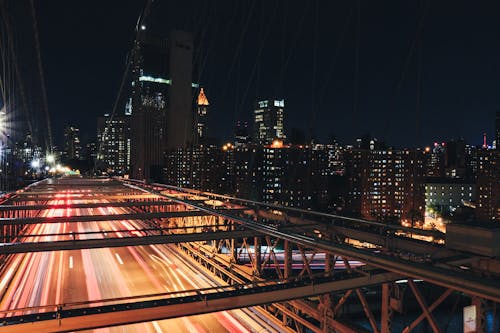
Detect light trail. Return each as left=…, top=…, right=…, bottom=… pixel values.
left=0, top=186, right=281, bottom=333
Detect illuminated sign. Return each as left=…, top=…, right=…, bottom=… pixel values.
left=258, top=100, right=269, bottom=108
left=139, top=76, right=171, bottom=84
left=463, top=305, right=476, bottom=333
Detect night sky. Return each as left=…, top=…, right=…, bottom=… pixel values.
left=30, top=1, right=500, bottom=148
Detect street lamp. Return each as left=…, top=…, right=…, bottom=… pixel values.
left=46, top=154, right=55, bottom=164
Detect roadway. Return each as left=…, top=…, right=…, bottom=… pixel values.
left=0, top=191, right=283, bottom=333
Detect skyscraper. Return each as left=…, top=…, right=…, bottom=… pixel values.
left=130, top=30, right=193, bottom=181
left=195, top=88, right=209, bottom=144
left=234, top=121, right=251, bottom=147
left=253, top=99, right=285, bottom=144
left=476, top=149, right=500, bottom=221
left=97, top=114, right=131, bottom=175
left=63, top=126, right=82, bottom=161
left=166, top=30, right=194, bottom=150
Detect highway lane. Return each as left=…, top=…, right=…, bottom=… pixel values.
left=0, top=193, right=284, bottom=333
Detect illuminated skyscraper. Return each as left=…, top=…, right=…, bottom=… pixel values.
left=63, top=126, right=82, bottom=161
left=234, top=121, right=251, bottom=147
left=130, top=30, right=193, bottom=181
left=476, top=149, right=500, bottom=221
left=195, top=88, right=209, bottom=144
left=253, top=99, right=285, bottom=144
left=97, top=114, right=131, bottom=175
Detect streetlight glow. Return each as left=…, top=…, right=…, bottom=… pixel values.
left=31, top=159, right=41, bottom=169
left=0, top=109, right=6, bottom=134
left=46, top=154, right=55, bottom=164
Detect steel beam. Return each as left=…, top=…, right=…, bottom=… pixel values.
left=137, top=181, right=444, bottom=239
left=407, top=280, right=442, bottom=333
left=331, top=226, right=453, bottom=258
left=356, top=288, right=380, bottom=333
left=0, top=271, right=401, bottom=333
left=0, top=201, right=174, bottom=211
left=10, top=194, right=161, bottom=202
left=381, top=283, right=392, bottom=333
left=153, top=189, right=500, bottom=303
left=288, top=299, right=361, bottom=333
left=0, top=210, right=244, bottom=225
left=402, top=288, right=452, bottom=333
left=0, top=230, right=260, bottom=254
left=15, top=190, right=141, bottom=196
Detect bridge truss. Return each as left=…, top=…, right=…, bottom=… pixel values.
left=0, top=177, right=498, bottom=333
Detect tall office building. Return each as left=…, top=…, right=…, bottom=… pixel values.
left=476, top=149, right=500, bottom=221
left=234, top=121, right=251, bottom=147
left=253, top=99, right=285, bottom=144
left=167, top=30, right=194, bottom=150
left=444, top=139, right=466, bottom=178
left=97, top=114, right=131, bottom=175
left=130, top=30, right=193, bottom=181
left=63, top=126, right=82, bottom=161
left=195, top=88, right=209, bottom=144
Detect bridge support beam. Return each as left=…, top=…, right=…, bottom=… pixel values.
left=381, top=283, right=393, bottom=333
left=402, top=288, right=452, bottom=333
left=0, top=271, right=401, bottom=333
left=471, top=296, right=487, bottom=333
left=407, top=280, right=442, bottom=333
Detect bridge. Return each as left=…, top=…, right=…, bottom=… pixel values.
left=0, top=177, right=498, bottom=333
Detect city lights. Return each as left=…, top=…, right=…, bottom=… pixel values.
left=0, top=109, right=5, bottom=134
left=270, top=139, right=284, bottom=148
left=222, top=142, right=233, bottom=151
left=30, top=159, right=41, bottom=169
left=46, top=154, right=55, bottom=164
left=0, top=3, right=499, bottom=332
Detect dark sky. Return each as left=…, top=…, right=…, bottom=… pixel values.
left=32, top=1, right=500, bottom=148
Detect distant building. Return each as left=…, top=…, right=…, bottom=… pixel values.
left=195, top=88, right=209, bottom=144
left=97, top=114, right=131, bottom=175
left=464, top=144, right=478, bottom=180
left=234, top=121, right=251, bottom=147
left=476, top=149, right=500, bottom=221
left=84, top=141, right=98, bottom=165
left=444, top=139, right=466, bottom=178
left=344, top=147, right=368, bottom=217
left=162, top=141, right=338, bottom=212
left=425, top=180, right=476, bottom=213
left=355, top=135, right=385, bottom=150
left=130, top=30, right=193, bottom=181
left=345, top=148, right=425, bottom=224
left=424, top=143, right=445, bottom=178
left=15, top=132, right=42, bottom=164
left=261, top=140, right=288, bottom=204
left=254, top=141, right=333, bottom=210
left=63, top=126, right=82, bottom=161
left=233, top=144, right=263, bottom=200
left=164, top=145, right=231, bottom=194
left=253, top=99, right=285, bottom=144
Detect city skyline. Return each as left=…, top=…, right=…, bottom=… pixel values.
left=25, top=0, right=500, bottom=148
left=0, top=2, right=499, bottom=332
